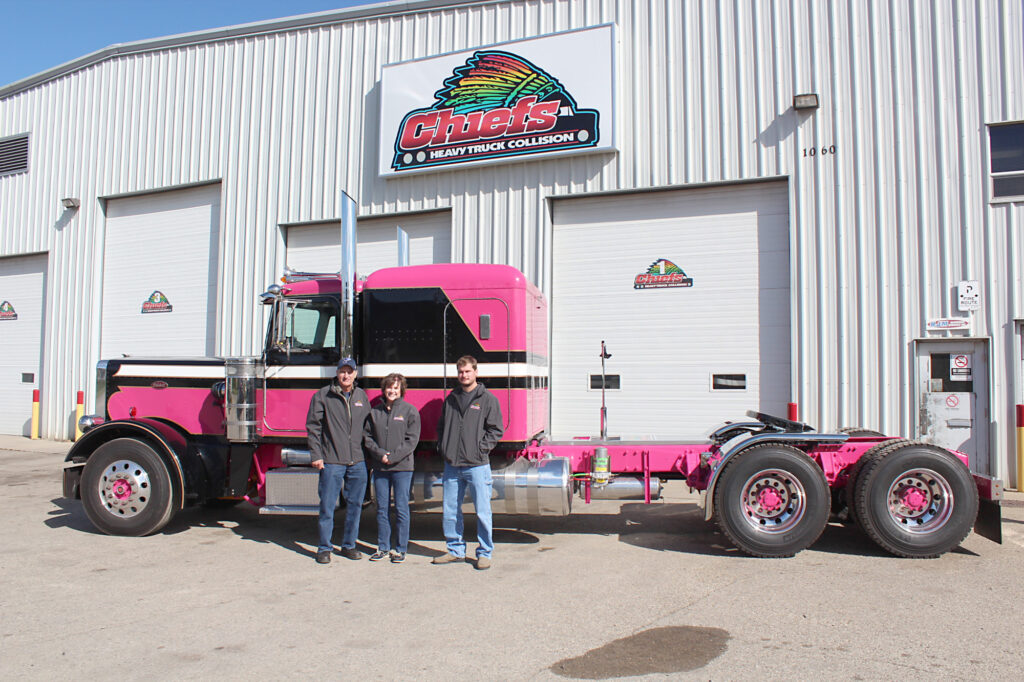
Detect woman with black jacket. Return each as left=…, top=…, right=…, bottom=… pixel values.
left=363, top=373, right=421, bottom=563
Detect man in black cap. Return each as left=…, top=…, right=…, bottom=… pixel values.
left=306, top=357, right=371, bottom=564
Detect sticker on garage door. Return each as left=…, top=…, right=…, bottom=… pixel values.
left=633, top=259, right=693, bottom=289
left=0, top=301, right=17, bottom=320
left=141, top=291, right=173, bottom=314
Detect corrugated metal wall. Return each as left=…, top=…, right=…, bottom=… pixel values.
left=0, top=0, right=1022, bottom=480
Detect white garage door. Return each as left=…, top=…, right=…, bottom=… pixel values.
left=0, top=253, right=47, bottom=436
left=286, top=210, right=451, bottom=276
left=551, top=182, right=790, bottom=440
left=101, top=184, right=221, bottom=358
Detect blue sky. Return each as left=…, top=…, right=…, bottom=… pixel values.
left=0, top=0, right=378, bottom=88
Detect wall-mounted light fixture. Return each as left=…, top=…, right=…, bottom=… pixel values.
left=793, top=93, right=819, bottom=110
left=60, top=197, right=80, bottom=209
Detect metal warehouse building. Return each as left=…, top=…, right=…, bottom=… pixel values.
left=1, top=0, right=1022, bottom=484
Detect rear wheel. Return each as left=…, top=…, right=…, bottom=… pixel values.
left=714, top=444, right=830, bottom=557
left=844, top=438, right=908, bottom=527
left=839, top=427, right=886, bottom=437
left=80, top=438, right=176, bottom=536
left=853, top=443, right=978, bottom=558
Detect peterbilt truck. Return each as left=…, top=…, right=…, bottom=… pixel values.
left=62, top=210, right=1002, bottom=558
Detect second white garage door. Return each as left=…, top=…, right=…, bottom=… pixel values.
left=0, top=253, right=47, bottom=436
left=551, top=182, right=791, bottom=440
left=101, top=184, right=221, bottom=358
left=285, top=210, right=451, bottom=276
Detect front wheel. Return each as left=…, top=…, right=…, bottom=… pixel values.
left=80, top=438, right=176, bottom=536
left=853, top=443, right=978, bottom=558
left=713, top=444, right=830, bottom=557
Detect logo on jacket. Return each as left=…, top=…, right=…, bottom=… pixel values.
left=141, top=291, right=173, bottom=314
left=391, top=50, right=600, bottom=171
left=633, top=259, right=693, bottom=289
left=0, top=301, right=17, bottom=321
left=394, top=415, right=405, bottom=421
left=470, top=403, right=481, bottom=410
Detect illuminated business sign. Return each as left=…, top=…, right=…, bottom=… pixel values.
left=379, top=25, right=615, bottom=176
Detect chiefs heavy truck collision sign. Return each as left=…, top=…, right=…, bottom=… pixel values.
left=379, top=25, right=614, bottom=176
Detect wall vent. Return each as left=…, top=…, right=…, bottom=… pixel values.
left=0, top=134, right=29, bottom=176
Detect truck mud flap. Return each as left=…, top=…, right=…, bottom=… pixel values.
left=974, top=498, right=1002, bottom=545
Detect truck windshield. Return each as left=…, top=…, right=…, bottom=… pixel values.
left=266, top=297, right=340, bottom=365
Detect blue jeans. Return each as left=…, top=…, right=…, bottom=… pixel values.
left=373, top=470, right=413, bottom=554
left=442, top=463, right=493, bottom=559
left=317, top=462, right=367, bottom=553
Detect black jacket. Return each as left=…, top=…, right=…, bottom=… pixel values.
left=306, top=382, right=371, bottom=465
left=436, top=383, right=504, bottom=467
left=363, top=398, right=421, bottom=472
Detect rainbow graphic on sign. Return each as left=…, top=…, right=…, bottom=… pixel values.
left=0, top=300, right=17, bottom=320
left=141, top=291, right=173, bottom=314
left=633, top=259, right=694, bottom=289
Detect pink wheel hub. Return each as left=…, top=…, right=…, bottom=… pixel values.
left=111, top=479, right=133, bottom=500
left=757, top=487, right=784, bottom=512
left=899, top=486, right=928, bottom=512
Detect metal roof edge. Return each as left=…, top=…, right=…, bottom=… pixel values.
left=0, top=0, right=492, bottom=100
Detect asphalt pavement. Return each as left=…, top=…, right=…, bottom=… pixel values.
left=2, top=434, right=1023, bottom=680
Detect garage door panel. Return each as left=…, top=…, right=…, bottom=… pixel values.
left=286, top=211, right=451, bottom=275
left=0, top=254, right=47, bottom=436
left=552, top=183, right=790, bottom=440
left=102, top=185, right=221, bottom=358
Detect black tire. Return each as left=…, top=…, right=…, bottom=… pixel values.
left=714, top=444, right=830, bottom=557
left=839, top=427, right=886, bottom=437
left=80, top=438, right=176, bottom=536
left=853, top=443, right=978, bottom=558
left=844, top=438, right=908, bottom=527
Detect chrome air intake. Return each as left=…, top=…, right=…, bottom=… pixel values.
left=224, top=358, right=260, bottom=442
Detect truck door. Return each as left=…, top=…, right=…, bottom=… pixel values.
left=444, top=298, right=511, bottom=430
left=914, top=340, right=990, bottom=474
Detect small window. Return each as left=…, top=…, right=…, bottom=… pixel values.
left=712, top=374, right=747, bottom=391
left=589, top=374, right=620, bottom=390
left=0, top=134, right=29, bottom=177
left=990, top=123, right=1024, bottom=201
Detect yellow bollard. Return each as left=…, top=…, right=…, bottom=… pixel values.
left=30, top=389, right=40, bottom=440
left=75, top=391, right=84, bottom=441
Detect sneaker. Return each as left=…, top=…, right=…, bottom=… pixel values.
left=390, top=552, right=405, bottom=564
left=340, top=547, right=362, bottom=561
left=316, top=551, right=331, bottom=564
left=431, top=553, right=463, bottom=564
left=369, top=551, right=389, bottom=561
left=475, top=556, right=491, bottom=571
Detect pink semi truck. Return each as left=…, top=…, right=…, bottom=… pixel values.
left=61, top=208, right=1003, bottom=558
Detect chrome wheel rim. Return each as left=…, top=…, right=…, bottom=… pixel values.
left=97, top=459, right=151, bottom=518
left=885, top=468, right=953, bottom=534
left=740, top=469, right=806, bottom=534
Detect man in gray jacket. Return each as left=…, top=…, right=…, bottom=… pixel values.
left=431, top=355, right=504, bottom=570
left=307, top=357, right=371, bottom=564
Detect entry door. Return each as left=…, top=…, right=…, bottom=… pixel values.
left=915, top=340, right=990, bottom=474
left=0, top=254, right=47, bottom=436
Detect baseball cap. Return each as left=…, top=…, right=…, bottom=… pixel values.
left=337, top=357, right=357, bottom=370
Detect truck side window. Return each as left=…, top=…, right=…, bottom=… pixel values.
left=266, top=297, right=340, bottom=365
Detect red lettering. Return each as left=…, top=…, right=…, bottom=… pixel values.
left=507, top=96, right=537, bottom=135
left=525, top=100, right=560, bottom=132
left=448, top=111, right=485, bottom=142
left=432, top=109, right=469, bottom=145
left=480, top=108, right=512, bottom=137
left=399, top=111, right=439, bottom=150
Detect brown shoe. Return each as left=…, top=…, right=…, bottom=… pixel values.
left=431, top=553, right=463, bottom=564
left=475, top=556, right=491, bottom=570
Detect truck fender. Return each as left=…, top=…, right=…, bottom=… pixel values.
left=63, top=419, right=191, bottom=511
left=701, top=432, right=849, bottom=521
